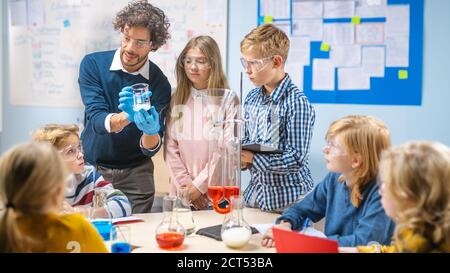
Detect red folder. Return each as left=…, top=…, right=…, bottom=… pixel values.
left=272, top=227, right=338, bottom=253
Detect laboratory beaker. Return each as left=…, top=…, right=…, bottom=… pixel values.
left=175, top=186, right=196, bottom=235
left=132, top=83, right=151, bottom=111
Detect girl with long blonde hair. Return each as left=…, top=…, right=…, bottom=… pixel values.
left=164, top=36, right=229, bottom=209
left=0, top=142, right=107, bottom=253
left=355, top=141, right=450, bottom=253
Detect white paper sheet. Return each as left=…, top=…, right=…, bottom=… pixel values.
left=355, top=23, right=385, bottom=45
left=10, top=0, right=28, bottom=26
left=386, top=5, right=410, bottom=37
left=338, top=67, right=371, bottom=90
left=285, top=61, right=304, bottom=90
left=252, top=223, right=272, bottom=236
left=356, top=5, right=386, bottom=18
left=324, top=1, right=355, bottom=19
left=261, top=0, right=290, bottom=18
left=313, top=59, right=335, bottom=91
left=289, top=36, right=311, bottom=66
left=293, top=19, right=323, bottom=41
left=274, top=22, right=291, bottom=35
left=27, top=0, right=45, bottom=26
left=292, top=1, right=323, bottom=19
left=330, top=45, right=362, bottom=67
left=301, top=227, right=327, bottom=239
left=362, top=46, right=385, bottom=77
left=204, top=0, right=227, bottom=25
left=323, top=23, right=354, bottom=45
left=358, top=0, right=387, bottom=6
left=386, top=35, right=409, bottom=67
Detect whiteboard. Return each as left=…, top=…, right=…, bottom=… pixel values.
left=8, top=0, right=228, bottom=107
left=1, top=1, right=3, bottom=131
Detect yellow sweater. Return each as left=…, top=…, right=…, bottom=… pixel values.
left=357, top=229, right=450, bottom=253
left=18, top=213, right=108, bottom=253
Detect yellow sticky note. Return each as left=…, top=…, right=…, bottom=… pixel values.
left=398, top=70, right=408, bottom=80
left=352, top=16, right=361, bottom=24
left=320, top=42, right=330, bottom=52
left=264, top=16, right=273, bottom=24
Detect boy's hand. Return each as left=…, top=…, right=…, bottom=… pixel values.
left=241, top=150, right=254, bottom=165
left=261, top=221, right=292, bottom=248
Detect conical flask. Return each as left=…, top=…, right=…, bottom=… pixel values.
left=155, top=195, right=186, bottom=250
left=221, top=196, right=252, bottom=248
left=206, top=89, right=242, bottom=214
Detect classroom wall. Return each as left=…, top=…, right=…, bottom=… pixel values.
left=2, top=0, right=450, bottom=185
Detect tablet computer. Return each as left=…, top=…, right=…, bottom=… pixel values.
left=242, top=143, right=283, bottom=154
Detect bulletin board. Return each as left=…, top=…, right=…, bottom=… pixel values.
left=257, top=0, right=423, bottom=106
left=8, top=0, right=228, bottom=107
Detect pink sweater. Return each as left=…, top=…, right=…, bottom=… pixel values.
left=165, top=94, right=212, bottom=195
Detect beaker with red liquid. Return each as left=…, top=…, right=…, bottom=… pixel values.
left=155, top=195, right=186, bottom=250
left=206, top=89, right=242, bottom=214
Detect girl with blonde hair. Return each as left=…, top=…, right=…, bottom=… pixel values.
left=262, top=115, right=395, bottom=247
left=354, top=141, right=450, bottom=253
left=164, top=35, right=229, bottom=209
left=0, top=142, right=107, bottom=252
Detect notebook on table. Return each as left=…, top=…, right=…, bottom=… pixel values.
left=272, top=227, right=338, bottom=253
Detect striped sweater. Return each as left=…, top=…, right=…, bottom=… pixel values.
left=66, top=165, right=132, bottom=218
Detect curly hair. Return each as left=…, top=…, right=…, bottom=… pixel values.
left=380, top=141, right=450, bottom=252
left=113, top=0, right=170, bottom=51
left=32, top=124, right=79, bottom=150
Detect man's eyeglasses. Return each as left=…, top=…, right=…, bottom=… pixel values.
left=59, top=142, right=83, bottom=161
left=181, top=56, right=211, bottom=70
left=121, top=32, right=152, bottom=49
left=240, top=56, right=273, bottom=72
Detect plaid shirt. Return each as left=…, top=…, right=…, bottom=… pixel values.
left=243, top=74, right=315, bottom=211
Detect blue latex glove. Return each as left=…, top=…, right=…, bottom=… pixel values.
left=118, top=87, right=134, bottom=122
left=118, top=87, right=153, bottom=122
left=134, top=107, right=160, bottom=135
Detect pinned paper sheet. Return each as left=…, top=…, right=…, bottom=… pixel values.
left=313, top=59, right=335, bottom=91
left=323, top=23, right=355, bottom=45
left=356, top=23, right=385, bottom=45
left=362, top=46, right=385, bottom=77
left=330, top=45, right=362, bottom=67
left=398, top=70, right=408, bottom=80
left=289, top=36, right=311, bottom=66
left=292, top=19, right=323, bottom=41
left=386, top=5, right=410, bottom=37
left=292, top=1, right=323, bottom=19
left=324, top=1, right=355, bottom=19
left=338, top=67, right=371, bottom=90
left=386, top=36, right=410, bottom=67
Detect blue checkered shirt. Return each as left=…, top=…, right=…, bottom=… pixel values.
left=242, top=74, right=315, bottom=211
